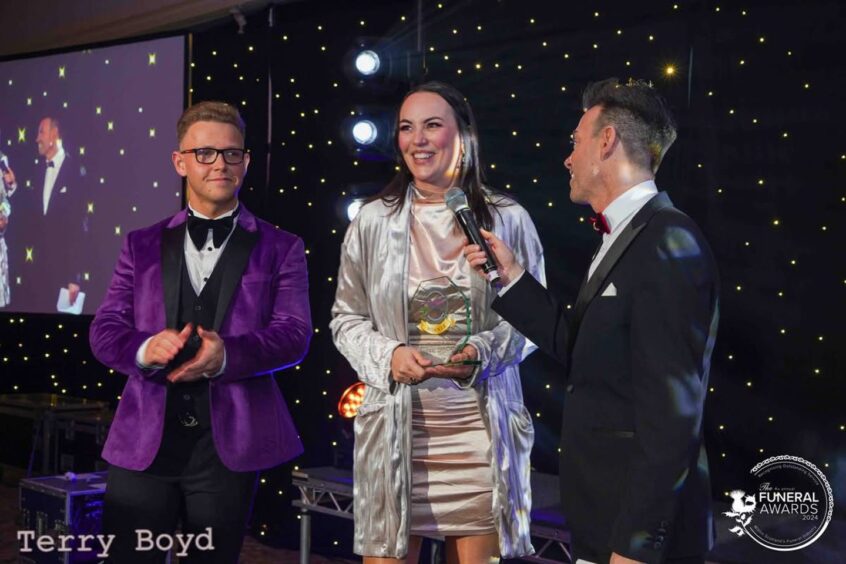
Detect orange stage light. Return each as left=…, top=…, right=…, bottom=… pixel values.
left=338, top=382, right=366, bottom=418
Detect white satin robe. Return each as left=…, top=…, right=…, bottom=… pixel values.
left=330, top=187, right=546, bottom=558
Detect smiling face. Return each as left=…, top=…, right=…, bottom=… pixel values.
left=172, top=120, right=249, bottom=217
left=397, top=91, right=463, bottom=193
left=564, top=105, right=604, bottom=206
left=36, top=118, right=59, bottom=159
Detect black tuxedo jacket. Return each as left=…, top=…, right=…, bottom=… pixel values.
left=494, top=192, right=719, bottom=563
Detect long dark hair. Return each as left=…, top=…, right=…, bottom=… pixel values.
left=369, top=81, right=508, bottom=230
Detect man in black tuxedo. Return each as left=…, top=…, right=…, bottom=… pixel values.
left=4, top=116, right=90, bottom=312
left=465, top=78, right=718, bottom=564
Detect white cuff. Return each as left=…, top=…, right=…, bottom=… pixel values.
left=206, top=348, right=227, bottom=378
left=497, top=268, right=526, bottom=296
left=135, top=337, right=165, bottom=370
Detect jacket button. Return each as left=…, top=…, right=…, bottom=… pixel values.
left=566, top=384, right=574, bottom=393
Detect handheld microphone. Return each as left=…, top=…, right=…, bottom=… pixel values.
left=445, top=187, right=500, bottom=285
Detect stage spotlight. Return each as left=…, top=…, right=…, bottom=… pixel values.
left=346, top=198, right=365, bottom=221
left=336, top=183, right=382, bottom=223
left=343, top=38, right=422, bottom=94
left=352, top=120, right=378, bottom=145
left=338, top=382, right=366, bottom=418
left=341, top=108, right=392, bottom=159
left=355, top=50, right=381, bottom=76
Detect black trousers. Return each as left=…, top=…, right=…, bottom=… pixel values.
left=103, top=425, right=258, bottom=563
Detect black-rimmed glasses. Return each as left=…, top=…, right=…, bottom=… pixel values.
left=180, top=147, right=248, bottom=165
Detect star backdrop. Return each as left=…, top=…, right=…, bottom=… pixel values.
left=0, top=35, right=184, bottom=314
left=0, top=0, right=844, bottom=560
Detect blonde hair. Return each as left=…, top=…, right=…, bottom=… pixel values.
left=176, top=101, right=245, bottom=144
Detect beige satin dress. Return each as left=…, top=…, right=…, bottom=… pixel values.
left=407, top=187, right=495, bottom=536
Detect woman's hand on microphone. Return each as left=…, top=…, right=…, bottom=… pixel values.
left=463, top=228, right=524, bottom=286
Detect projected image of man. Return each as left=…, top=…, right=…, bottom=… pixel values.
left=4, top=116, right=90, bottom=312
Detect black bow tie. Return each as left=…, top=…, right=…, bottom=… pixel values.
left=186, top=211, right=237, bottom=250
left=46, top=161, right=55, bottom=168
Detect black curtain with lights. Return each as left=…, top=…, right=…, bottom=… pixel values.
left=2, top=0, right=844, bottom=557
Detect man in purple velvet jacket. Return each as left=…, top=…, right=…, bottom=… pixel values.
left=89, top=101, right=311, bottom=563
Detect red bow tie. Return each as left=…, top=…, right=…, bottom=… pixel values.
left=589, top=213, right=610, bottom=234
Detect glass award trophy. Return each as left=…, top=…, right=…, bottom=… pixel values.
left=408, top=276, right=481, bottom=366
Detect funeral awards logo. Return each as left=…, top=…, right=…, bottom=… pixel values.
left=724, top=455, right=833, bottom=551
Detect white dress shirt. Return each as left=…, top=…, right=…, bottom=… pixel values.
left=183, top=203, right=239, bottom=294
left=42, top=146, right=66, bottom=215
left=499, top=180, right=659, bottom=295
left=587, top=179, right=658, bottom=280
left=135, top=203, right=238, bottom=374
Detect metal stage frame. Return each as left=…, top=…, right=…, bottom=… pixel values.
left=293, top=467, right=571, bottom=563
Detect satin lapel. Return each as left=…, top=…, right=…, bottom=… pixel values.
left=50, top=156, right=71, bottom=214
left=161, top=224, right=185, bottom=329
left=573, top=238, right=602, bottom=307
left=212, top=226, right=259, bottom=331
left=573, top=192, right=673, bottom=325
left=568, top=267, right=593, bottom=338
left=389, top=189, right=414, bottom=343
left=573, top=221, right=646, bottom=325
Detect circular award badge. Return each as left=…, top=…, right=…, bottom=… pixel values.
left=724, top=455, right=833, bottom=551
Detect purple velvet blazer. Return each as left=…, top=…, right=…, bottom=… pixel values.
left=89, top=205, right=311, bottom=472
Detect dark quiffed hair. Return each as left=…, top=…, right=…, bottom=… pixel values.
left=42, top=116, right=61, bottom=138
left=176, top=101, right=246, bottom=144
left=370, top=81, right=508, bottom=230
left=582, top=78, right=677, bottom=174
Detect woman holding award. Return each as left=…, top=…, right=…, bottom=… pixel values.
left=331, top=81, right=545, bottom=563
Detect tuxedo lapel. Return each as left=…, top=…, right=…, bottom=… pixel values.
left=161, top=224, right=185, bottom=329
left=573, top=221, right=646, bottom=324
left=212, top=225, right=258, bottom=331
left=574, top=239, right=602, bottom=303
left=573, top=192, right=674, bottom=326
left=567, top=249, right=596, bottom=339
left=46, top=159, right=64, bottom=215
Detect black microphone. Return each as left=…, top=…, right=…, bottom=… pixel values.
left=445, top=187, right=500, bottom=285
